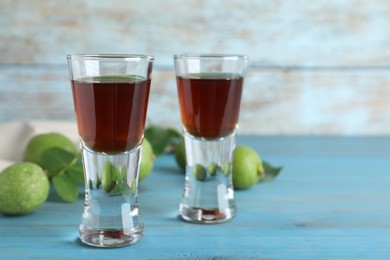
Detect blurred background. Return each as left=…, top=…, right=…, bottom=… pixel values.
left=1, top=0, right=390, bottom=135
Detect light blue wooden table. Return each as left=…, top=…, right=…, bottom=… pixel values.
left=1, top=136, right=390, bottom=259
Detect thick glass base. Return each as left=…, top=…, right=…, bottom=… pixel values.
left=180, top=204, right=236, bottom=224
left=179, top=132, right=237, bottom=224
left=79, top=144, right=144, bottom=247
left=79, top=226, right=143, bottom=248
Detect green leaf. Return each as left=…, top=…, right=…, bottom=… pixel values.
left=66, top=161, right=84, bottom=185
left=52, top=174, right=79, bottom=202
left=41, top=147, right=76, bottom=177
left=145, top=126, right=181, bottom=156
left=167, top=128, right=181, bottom=139
left=260, top=161, right=282, bottom=183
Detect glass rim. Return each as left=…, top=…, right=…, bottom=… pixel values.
left=67, top=54, right=154, bottom=61
left=174, top=53, right=248, bottom=60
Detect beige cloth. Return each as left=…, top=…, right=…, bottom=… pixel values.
left=0, top=121, right=78, bottom=171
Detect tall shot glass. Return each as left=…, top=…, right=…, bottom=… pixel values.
left=174, top=54, right=248, bottom=223
left=67, top=54, right=153, bottom=247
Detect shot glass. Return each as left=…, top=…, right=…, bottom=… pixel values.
left=174, top=53, right=248, bottom=223
left=67, top=54, right=153, bottom=247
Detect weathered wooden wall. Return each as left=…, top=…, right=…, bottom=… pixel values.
left=1, top=0, right=390, bottom=135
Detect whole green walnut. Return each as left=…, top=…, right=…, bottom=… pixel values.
left=232, top=146, right=264, bottom=190
left=0, top=162, right=49, bottom=215
left=24, top=133, right=78, bottom=169
left=139, top=138, right=155, bottom=181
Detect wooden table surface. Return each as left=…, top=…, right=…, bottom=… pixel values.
left=1, top=136, right=390, bottom=259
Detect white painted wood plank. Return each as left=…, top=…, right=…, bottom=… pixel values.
left=1, top=0, right=390, bottom=66
left=1, top=65, right=390, bottom=135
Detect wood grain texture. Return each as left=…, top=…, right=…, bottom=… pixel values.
left=1, top=0, right=390, bottom=66
left=1, top=136, right=390, bottom=259
left=1, top=65, right=390, bottom=135
left=1, top=0, right=390, bottom=134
